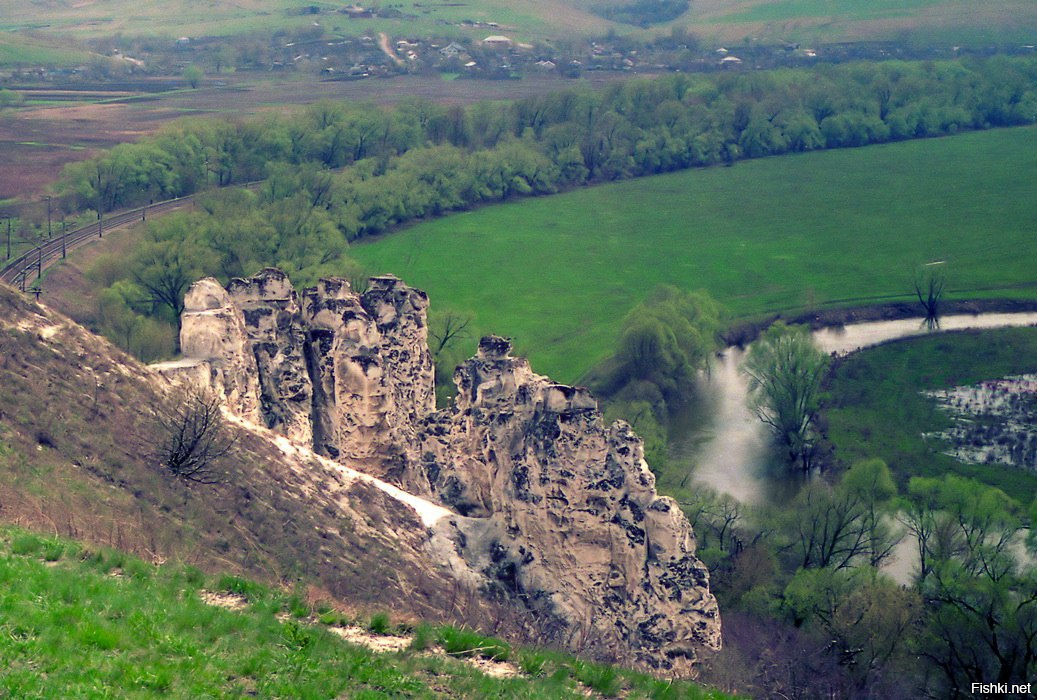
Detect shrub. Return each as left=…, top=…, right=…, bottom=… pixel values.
left=438, top=626, right=510, bottom=661
left=408, top=623, right=435, bottom=652
left=10, top=533, right=42, bottom=556
left=367, top=611, right=391, bottom=635
left=216, top=574, right=266, bottom=601
left=572, top=660, right=621, bottom=696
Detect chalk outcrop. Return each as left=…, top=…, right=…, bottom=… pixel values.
left=419, top=336, right=720, bottom=674
left=176, top=269, right=433, bottom=478
left=172, top=270, right=720, bottom=676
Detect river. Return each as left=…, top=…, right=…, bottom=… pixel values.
left=666, top=311, right=1037, bottom=582
left=668, top=311, right=1037, bottom=505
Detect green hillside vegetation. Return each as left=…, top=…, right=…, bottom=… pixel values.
left=48, top=57, right=1037, bottom=372
left=687, top=0, right=1037, bottom=45
left=352, top=125, right=1037, bottom=382
left=0, top=0, right=610, bottom=43
left=0, top=527, right=729, bottom=698
left=0, top=33, right=94, bottom=66
left=822, top=327, right=1037, bottom=502
left=2, top=0, right=1034, bottom=45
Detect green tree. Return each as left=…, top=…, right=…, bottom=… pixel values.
left=780, top=461, right=900, bottom=572
left=783, top=567, right=920, bottom=680
left=613, top=285, right=720, bottom=405
left=131, top=216, right=204, bottom=342
left=743, top=322, right=829, bottom=473
left=901, top=476, right=1036, bottom=694
left=184, top=64, right=203, bottom=89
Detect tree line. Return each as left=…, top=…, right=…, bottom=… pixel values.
left=688, top=461, right=1037, bottom=697
left=58, top=54, right=1037, bottom=231
left=62, top=54, right=1037, bottom=362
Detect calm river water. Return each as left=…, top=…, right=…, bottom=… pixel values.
left=667, top=312, right=1037, bottom=581
left=668, top=312, right=1037, bottom=505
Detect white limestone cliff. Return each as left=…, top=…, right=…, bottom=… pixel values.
left=171, top=270, right=720, bottom=677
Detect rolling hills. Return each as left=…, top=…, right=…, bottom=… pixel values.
left=1, top=0, right=1034, bottom=47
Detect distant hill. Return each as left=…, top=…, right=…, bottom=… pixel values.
left=1, top=0, right=1033, bottom=45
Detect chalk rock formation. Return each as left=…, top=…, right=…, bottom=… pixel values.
left=174, top=270, right=719, bottom=676
left=226, top=269, right=314, bottom=445
left=301, top=274, right=434, bottom=477
left=178, top=270, right=434, bottom=478
left=179, top=278, right=262, bottom=422
left=419, top=336, right=720, bottom=675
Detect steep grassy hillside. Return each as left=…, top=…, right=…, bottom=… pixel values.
left=0, top=527, right=731, bottom=698
left=0, top=283, right=507, bottom=629
left=352, top=125, right=1037, bottom=383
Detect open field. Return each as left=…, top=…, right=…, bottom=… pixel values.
left=683, top=0, right=1037, bottom=44
left=0, top=32, right=94, bottom=66
left=2, top=0, right=1034, bottom=48
left=0, top=0, right=610, bottom=43
left=823, top=327, right=1037, bottom=502
left=351, top=125, right=1037, bottom=383
left=0, top=71, right=638, bottom=202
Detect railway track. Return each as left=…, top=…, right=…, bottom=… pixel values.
left=0, top=198, right=189, bottom=292
left=0, top=181, right=263, bottom=293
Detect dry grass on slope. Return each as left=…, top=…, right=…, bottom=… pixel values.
left=0, top=283, right=514, bottom=630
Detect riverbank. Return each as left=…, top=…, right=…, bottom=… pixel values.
left=720, top=298, right=1037, bottom=348
left=671, top=310, right=1037, bottom=506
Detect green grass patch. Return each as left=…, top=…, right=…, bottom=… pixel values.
left=719, top=0, right=945, bottom=24
left=437, top=625, right=511, bottom=661
left=353, top=126, right=1037, bottom=383
left=0, top=33, right=92, bottom=66
left=822, top=326, right=1037, bottom=502
left=0, top=525, right=732, bottom=698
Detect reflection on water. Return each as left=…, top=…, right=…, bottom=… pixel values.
left=666, top=348, right=802, bottom=505
left=668, top=312, right=1037, bottom=507
left=814, top=312, right=1037, bottom=356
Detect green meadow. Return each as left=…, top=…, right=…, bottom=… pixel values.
left=823, top=327, right=1037, bottom=502
left=352, top=125, right=1037, bottom=383
left=717, top=0, right=946, bottom=23
left=0, top=0, right=607, bottom=43
left=0, top=528, right=727, bottom=699
left=0, top=33, right=93, bottom=66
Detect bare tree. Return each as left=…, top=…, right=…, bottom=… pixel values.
left=430, top=309, right=473, bottom=359
left=153, top=387, right=234, bottom=484
left=915, top=262, right=946, bottom=331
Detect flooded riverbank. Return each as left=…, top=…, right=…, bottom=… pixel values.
left=668, top=312, right=1037, bottom=504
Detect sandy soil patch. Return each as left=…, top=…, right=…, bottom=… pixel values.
left=200, top=590, right=250, bottom=611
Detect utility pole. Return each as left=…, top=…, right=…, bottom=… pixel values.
left=4, top=216, right=9, bottom=260
left=61, top=219, right=66, bottom=259
left=44, top=195, right=52, bottom=239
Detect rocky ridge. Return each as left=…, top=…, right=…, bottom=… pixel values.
left=165, top=268, right=720, bottom=676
